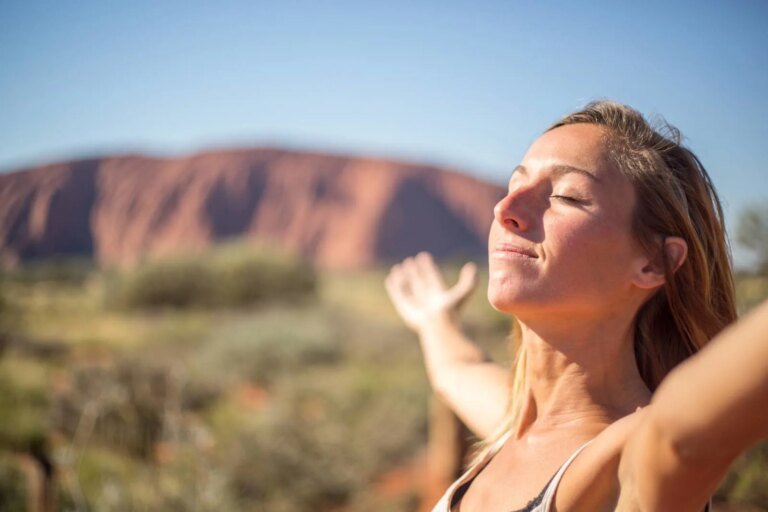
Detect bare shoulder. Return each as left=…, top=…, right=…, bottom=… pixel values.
left=554, top=409, right=649, bottom=512
left=593, top=408, right=649, bottom=453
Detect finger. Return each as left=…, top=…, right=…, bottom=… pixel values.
left=386, top=264, right=412, bottom=299
left=416, top=252, right=445, bottom=290
left=384, top=273, right=403, bottom=302
left=402, top=256, right=426, bottom=297
left=385, top=268, right=419, bottom=322
left=385, top=269, right=412, bottom=308
left=445, top=262, right=478, bottom=307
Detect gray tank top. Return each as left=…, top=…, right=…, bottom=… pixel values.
left=430, top=430, right=590, bottom=512
left=430, top=431, right=711, bottom=512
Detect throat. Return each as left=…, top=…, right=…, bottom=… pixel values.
left=512, top=322, right=652, bottom=437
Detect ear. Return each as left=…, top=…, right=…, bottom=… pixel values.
left=632, top=236, right=688, bottom=290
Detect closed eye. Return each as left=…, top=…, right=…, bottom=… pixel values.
left=550, top=195, right=583, bottom=204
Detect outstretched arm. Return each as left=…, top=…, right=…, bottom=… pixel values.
left=385, top=252, right=509, bottom=438
left=620, top=299, right=768, bottom=511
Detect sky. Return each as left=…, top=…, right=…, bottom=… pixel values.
left=1, top=0, right=766, bottom=265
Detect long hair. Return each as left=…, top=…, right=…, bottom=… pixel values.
left=479, top=100, right=737, bottom=454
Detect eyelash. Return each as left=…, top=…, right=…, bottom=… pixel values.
left=550, top=195, right=581, bottom=204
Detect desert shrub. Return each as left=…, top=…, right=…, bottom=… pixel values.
left=0, top=357, right=49, bottom=453
left=0, top=452, right=27, bottom=512
left=210, top=242, right=316, bottom=307
left=56, top=444, right=237, bottom=512
left=717, top=439, right=768, bottom=508
left=113, top=242, right=316, bottom=310
left=0, top=279, right=21, bottom=335
left=51, top=355, right=239, bottom=511
left=0, top=360, right=51, bottom=512
left=0, top=257, right=96, bottom=286
left=734, top=273, right=768, bottom=314
left=737, top=204, right=768, bottom=273
left=115, top=256, right=216, bottom=309
left=226, top=363, right=428, bottom=511
left=52, top=359, right=176, bottom=459
left=719, top=276, right=768, bottom=504
left=185, top=305, right=341, bottom=398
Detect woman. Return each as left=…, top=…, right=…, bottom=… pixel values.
left=384, top=101, right=768, bottom=511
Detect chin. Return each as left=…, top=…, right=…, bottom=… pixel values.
left=487, top=277, right=559, bottom=317
left=487, top=284, right=529, bottom=314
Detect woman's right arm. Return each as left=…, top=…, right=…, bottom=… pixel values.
left=619, top=298, right=768, bottom=511
left=385, top=252, right=509, bottom=438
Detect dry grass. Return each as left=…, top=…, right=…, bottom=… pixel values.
left=1, top=261, right=767, bottom=511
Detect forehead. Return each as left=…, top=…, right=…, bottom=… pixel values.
left=523, top=123, right=615, bottom=179
left=522, top=123, right=637, bottom=216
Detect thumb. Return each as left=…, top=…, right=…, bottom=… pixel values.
left=445, top=262, right=478, bottom=307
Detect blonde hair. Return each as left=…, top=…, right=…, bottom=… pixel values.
left=478, top=100, right=737, bottom=455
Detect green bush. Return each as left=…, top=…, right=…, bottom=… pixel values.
left=0, top=358, right=49, bottom=453
left=48, top=304, right=428, bottom=512
left=737, top=204, right=768, bottom=273
left=717, top=439, right=768, bottom=507
left=0, top=282, right=7, bottom=331
left=0, top=452, right=27, bottom=512
left=55, top=445, right=238, bottom=512
left=52, top=359, right=174, bottom=459
left=734, top=273, right=768, bottom=314
left=186, top=305, right=341, bottom=395
left=185, top=303, right=428, bottom=511
left=210, top=243, right=316, bottom=307
left=0, top=257, right=96, bottom=286
left=115, top=256, right=216, bottom=309
left=225, top=363, right=428, bottom=511
left=113, top=242, right=316, bottom=310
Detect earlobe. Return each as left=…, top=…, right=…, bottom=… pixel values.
left=632, top=236, right=688, bottom=290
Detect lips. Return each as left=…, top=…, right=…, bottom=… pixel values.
left=492, top=242, right=538, bottom=259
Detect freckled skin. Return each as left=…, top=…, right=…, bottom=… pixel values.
left=387, top=118, right=758, bottom=512
left=488, top=124, right=646, bottom=319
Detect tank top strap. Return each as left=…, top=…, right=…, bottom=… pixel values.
left=537, top=440, right=593, bottom=511
left=438, top=428, right=516, bottom=512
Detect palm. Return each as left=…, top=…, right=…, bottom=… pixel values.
left=385, top=252, right=478, bottom=332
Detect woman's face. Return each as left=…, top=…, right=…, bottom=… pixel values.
left=488, top=123, right=646, bottom=317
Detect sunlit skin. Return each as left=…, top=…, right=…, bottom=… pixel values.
left=460, top=123, right=660, bottom=511
left=484, top=123, right=662, bottom=437
left=386, top=120, right=768, bottom=511
left=386, top=123, right=688, bottom=510
left=488, top=123, right=651, bottom=321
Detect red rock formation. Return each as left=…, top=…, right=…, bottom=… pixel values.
left=0, top=148, right=505, bottom=269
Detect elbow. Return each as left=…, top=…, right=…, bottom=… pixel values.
left=644, top=403, right=705, bottom=465
left=642, top=402, right=739, bottom=477
left=622, top=407, right=735, bottom=511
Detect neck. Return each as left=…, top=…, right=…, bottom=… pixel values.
left=512, top=307, right=652, bottom=439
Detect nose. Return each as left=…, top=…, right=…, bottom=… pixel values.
left=493, top=188, right=530, bottom=231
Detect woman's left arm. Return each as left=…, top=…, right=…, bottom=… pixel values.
left=619, top=299, right=768, bottom=511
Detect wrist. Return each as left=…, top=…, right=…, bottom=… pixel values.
left=416, top=312, right=462, bottom=337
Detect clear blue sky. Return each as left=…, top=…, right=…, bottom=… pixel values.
left=1, top=1, right=766, bottom=264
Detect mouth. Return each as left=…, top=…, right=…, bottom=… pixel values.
left=492, top=242, right=538, bottom=259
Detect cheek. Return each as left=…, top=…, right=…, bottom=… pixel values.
left=547, top=217, right=636, bottom=285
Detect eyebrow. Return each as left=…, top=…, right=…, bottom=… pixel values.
left=512, top=164, right=600, bottom=182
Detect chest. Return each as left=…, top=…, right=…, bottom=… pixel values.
left=456, top=442, right=579, bottom=512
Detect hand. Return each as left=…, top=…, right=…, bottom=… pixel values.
left=384, top=252, right=478, bottom=333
